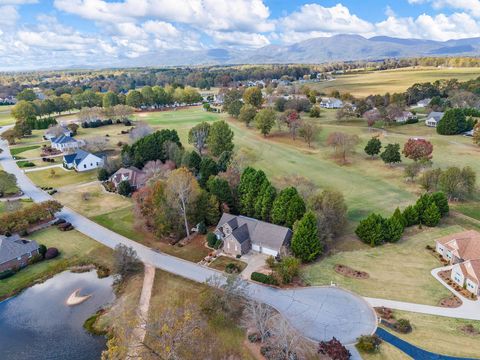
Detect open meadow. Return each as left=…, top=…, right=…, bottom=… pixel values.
left=308, top=67, right=480, bottom=97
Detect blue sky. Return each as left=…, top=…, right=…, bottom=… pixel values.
left=1, top=0, right=480, bottom=70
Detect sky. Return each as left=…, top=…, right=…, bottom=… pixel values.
left=1, top=0, right=480, bottom=70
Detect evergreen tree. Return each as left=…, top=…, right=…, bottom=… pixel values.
left=384, top=216, right=404, bottom=243
left=260, top=184, right=277, bottom=221
left=391, top=207, right=407, bottom=228
left=207, top=120, right=234, bottom=157
left=206, top=176, right=234, bottom=210
left=364, top=137, right=382, bottom=158
left=431, top=191, right=449, bottom=216
left=437, top=108, right=467, bottom=135
left=271, top=187, right=306, bottom=228
left=181, top=151, right=202, bottom=175
left=421, top=202, right=441, bottom=227
left=415, top=193, right=434, bottom=220
left=355, top=213, right=385, bottom=247
left=291, top=211, right=321, bottom=262
left=198, top=157, right=218, bottom=187
left=118, top=180, right=132, bottom=197
left=380, top=143, right=401, bottom=165
left=402, top=205, right=419, bottom=227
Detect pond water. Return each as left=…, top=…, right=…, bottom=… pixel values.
left=0, top=270, right=115, bottom=360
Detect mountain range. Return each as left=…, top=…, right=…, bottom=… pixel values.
left=123, top=34, right=480, bottom=67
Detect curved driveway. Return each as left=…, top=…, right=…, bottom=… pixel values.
left=0, top=127, right=376, bottom=344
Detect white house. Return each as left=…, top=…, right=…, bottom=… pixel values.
left=63, top=149, right=104, bottom=172
left=51, top=135, right=83, bottom=152
left=425, top=112, right=444, bottom=127
left=416, top=98, right=431, bottom=108
left=44, top=125, right=72, bottom=141
left=451, top=260, right=480, bottom=296
left=395, top=111, right=416, bottom=123
left=320, top=97, right=343, bottom=109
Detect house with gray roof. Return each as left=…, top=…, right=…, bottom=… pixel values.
left=0, top=235, right=39, bottom=272
left=215, top=213, right=292, bottom=257
left=425, top=111, right=444, bottom=127
left=51, top=135, right=83, bottom=152
left=63, top=149, right=104, bottom=172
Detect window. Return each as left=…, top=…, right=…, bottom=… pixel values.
left=84, top=164, right=87, bottom=169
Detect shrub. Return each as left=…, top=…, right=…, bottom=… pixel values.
left=394, top=319, right=412, bottom=333
left=97, top=168, right=109, bottom=181
left=356, top=335, right=382, bottom=353
left=206, top=232, right=217, bottom=248
left=0, top=269, right=15, bottom=280
left=318, top=337, right=351, bottom=360
left=355, top=213, right=386, bottom=247
left=213, top=239, right=223, bottom=249
left=251, top=272, right=278, bottom=285
left=117, top=180, right=132, bottom=196
left=28, top=253, right=43, bottom=265
left=38, top=244, right=47, bottom=258
left=236, top=254, right=241, bottom=259
left=197, top=221, right=207, bottom=235
left=44, top=247, right=59, bottom=260
left=225, top=262, right=241, bottom=274
left=422, top=202, right=441, bottom=227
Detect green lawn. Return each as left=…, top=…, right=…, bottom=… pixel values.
left=0, top=170, right=20, bottom=195
left=453, top=201, right=480, bottom=221
left=0, top=227, right=112, bottom=300
left=10, top=145, right=40, bottom=156
left=26, top=167, right=98, bottom=188
left=307, top=67, right=480, bottom=98
left=382, top=310, right=480, bottom=358
left=92, top=206, right=210, bottom=262
left=359, top=343, right=411, bottom=360
left=209, top=256, right=247, bottom=273
left=303, top=225, right=462, bottom=305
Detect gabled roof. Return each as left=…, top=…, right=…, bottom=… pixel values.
left=63, top=149, right=102, bottom=166
left=436, top=230, right=480, bottom=261
left=459, top=259, right=480, bottom=284
left=0, top=235, right=39, bottom=264
left=110, top=167, right=146, bottom=188
left=52, top=135, right=78, bottom=144
left=217, top=213, right=292, bottom=253
left=427, top=112, right=444, bottom=121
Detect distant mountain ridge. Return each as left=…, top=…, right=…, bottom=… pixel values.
left=122, top=34, right=480, bottom=67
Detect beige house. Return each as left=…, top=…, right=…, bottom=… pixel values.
left=215, top=213, right=292, bottom=257
left=436, top=230, right=480, bottom=296
left=109, top=167, right=147, bottom=190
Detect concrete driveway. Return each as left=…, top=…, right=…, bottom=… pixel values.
left=0, top=128, right=377, bottom=345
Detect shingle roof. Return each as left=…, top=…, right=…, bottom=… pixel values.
left=0, top=235, right=39, bottom=264
left=436, top=230, right=480, bottom=261
left=217, top=213, right=292, bottom=253
left=110, top=167, right=146, bottom=188
left=427, top=112, right=444, bottom=121
left=52, top=135, right=78, bottom=144
left=63, top=149, right=101, bottom=166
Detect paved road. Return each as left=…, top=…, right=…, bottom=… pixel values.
left=0, top=128, right=377, bottom=345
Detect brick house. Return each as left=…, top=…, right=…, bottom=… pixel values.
left=0, top=235, right=40, bottom=272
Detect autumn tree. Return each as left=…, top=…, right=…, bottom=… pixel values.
left=188, top=121, right=210, bottom=154
left=112, top=244, right=142, bottom=278
left=326, top=132, right=360, bottom=164
left=403, top=138, right=433, bottom=162
left=243, top=87, right=263, bottom=108
left=255, top=108, right=276, bottom=137
left=284, top=109, right=301, bottom=140
left=238, top=104, right=257, bottom=127
left=299, top=121, right=320, bottom=147
left=308, top=189, right=347, bottom=240
left=165, top=168, right=201, bottom=238
left=335, top=103, right=355, bottom=121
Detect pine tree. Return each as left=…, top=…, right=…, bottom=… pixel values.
left=291, top=211, right=321, bottom=262
left=391, top=207, right=407, bottom=228
left=355, top=213, right=385, bottom=247
left=384, top=216, right=404, bottom=243
left=271, top=187, right=306, bottom=228
left=260, top=184, right=277, bottom=221
left=402, top=205, right=419, bottom=227
left=431, top=191, right=449, bottom=216
left=364, top=137, right=382, bottom=158
left=422, top=202, right=441, bottom=227
left=380, top=143, right=402, bottom=165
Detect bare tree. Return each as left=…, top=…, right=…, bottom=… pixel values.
left=267, top=315, right=305, bottom=360
left=129, top=122, right=153, bottom=142
left=113, top=104, right=134, bottom=121
left=45, top=125, right=66, bottom=138
left=299, top=121, right=321, bottom=147
left=165, top=168, right=200, bottom=238
left=85, top=136, right=110, bottom=153
left=326, top=132, right=360, bottom=164
left=143, top=160, right=175, bottom=182
left=188, top=121, right=210, bottom=154
left=242, top=300, right=274, bottom=343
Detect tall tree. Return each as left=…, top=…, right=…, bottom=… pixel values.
left=243, top=87, right=263, bottom=108
left=291, top=211, right=321, bottom=262
left=403, top=138, right=433, bottom=162
left=380, top=143, right=402, bottom=165
left=165, top=168, right=201, bottom=238
left=271, top=187, right=306, bottom=228
left=326, top=132, right=360, bottom=164
left=125, top=90, right=143, bottom=108
left=364, top=137, right=382, bottom=158
left=255, top=108, right=276, bottom=137
left=207, top=120, right=234, bottom=157
left=238, top=104, right=257, bottom=127
left=188, top=121, right=211, bottom=154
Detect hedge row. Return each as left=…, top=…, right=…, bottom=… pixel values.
left=251, top=272, right=278, bottom=285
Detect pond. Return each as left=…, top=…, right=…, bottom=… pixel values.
left=0, top=270, right=115, bottom=360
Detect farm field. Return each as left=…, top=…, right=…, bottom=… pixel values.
left=0, top=227, right=112, bottom=299
left=302, top=225, right=461, bottom=305
left=308, top=67, right=480, bottom=97
left=382, top=310, right=480, bottom=358
left=26, top=167, right=98, bottom=188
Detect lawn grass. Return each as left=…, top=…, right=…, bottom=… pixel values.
left=10, top=145, right=40, bottom=156
left=453, top=201, right=480, bottom=221
left=307, top=67, right=480, bottom=97
left=92, top=206, right=210, bottom=262
left=145, top=270, right=256, bottom=360
left=54, top=182, right=132, bottom=217
left=0, top=227, right=112, bottom=300
left=359, top=343, right=412, bottom=360
left=209, top=256, right=248, bottom=273
left=302, top=225, right=462, bottom=305
left=382, top=310, right=480, bottom=358
left=26, top=167, right=98, bottom=188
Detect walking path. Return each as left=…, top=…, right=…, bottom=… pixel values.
left=127, top=264, right=156, bottom=359
left=24, top=163, right=63, bottom=172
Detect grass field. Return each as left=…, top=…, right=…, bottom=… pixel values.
left=0, top=227, right=112, bottom=299
left=0, top=105, right=14, bottom=126
left=145, top=270, right=256, bottom=360
left=382, top=310, right=480, bottom=358
left=209, top=256, right=248, bottom=273
left=26, top=167, right=98, bottom=188
left=359, top=343, right=411, bottom=360
left=54, top=183, right=132, bottom=217
left=308, top=67, right=480, bottom=97
left=10, top=145, right=40, bottom=156
left=302, top=225, right=462, bottom=305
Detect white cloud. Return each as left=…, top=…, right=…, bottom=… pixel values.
left=0, top=0, right=37, bottom=4
left=0, top=5, right=19, bottom=26
left=207, top=30, right=270, bottom=47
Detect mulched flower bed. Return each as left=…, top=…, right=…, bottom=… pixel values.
left=459, top=324, right=480, bottom=336
left=334, top=264, right=369, bottom=279
left=439, top=270, right=478, bottom=300
left=438, top=295, right=462, bottom=308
